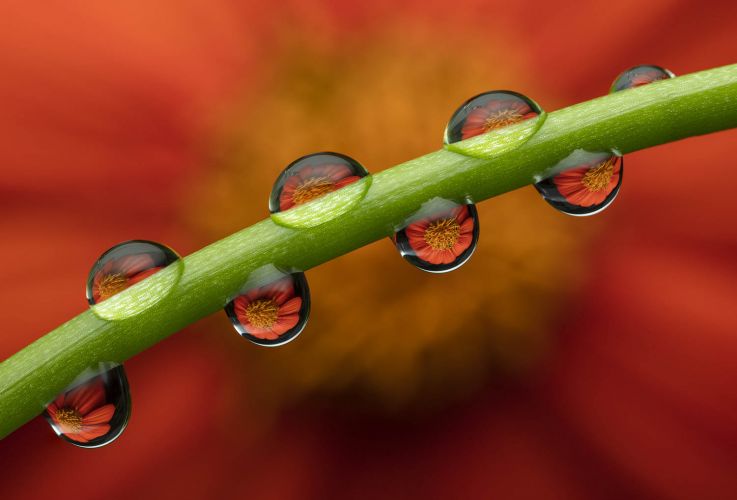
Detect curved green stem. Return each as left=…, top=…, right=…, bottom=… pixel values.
left=2, top=64, right=737, bottom=439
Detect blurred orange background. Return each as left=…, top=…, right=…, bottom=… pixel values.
left=1, top=1, right=737, bottom=499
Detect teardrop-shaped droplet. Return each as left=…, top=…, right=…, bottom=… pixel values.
left=610, top=64, right=675, bottom=93
left=533, top=152, right=623, bottom=216
left=444, top=90, right=543, bottom=145
left=44, top=364, right=131, bottom=448
left=225, top=271, right=310, bottom=346
left=533, top=65, right=673, bottom=216
left=86, top=240, right=182, bottom=319
left=269, top=152, right=369, bottom=214
left=392, top=198, right=479, bottom=273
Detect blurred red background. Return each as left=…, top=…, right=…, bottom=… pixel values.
left=1, top=1, right=737, bottom=499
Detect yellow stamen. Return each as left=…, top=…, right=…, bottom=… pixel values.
left=424, top=217, right=461, bottom=250
left=581, top=157, right=616, bottom=192
left=55, top=407, right=83, bottom=433
left=245, top=298, right=280, bottom=329
left=291, top=177, right=336, bottom=206
left=97, top=273, right=129, bottom=300
left=483, top=108, right=525, bottom=131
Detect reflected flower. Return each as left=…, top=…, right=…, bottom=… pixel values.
left=233, top=278, right=303, bottom=340
left=92, top=254, right=162, bottom=303
left=46, top=378, right=115, bottom=443
left=279, top=164, right=361, bottom=211
left=405, top=205, right=475, bottom=265
left=553, top=156, right=621, bottom=207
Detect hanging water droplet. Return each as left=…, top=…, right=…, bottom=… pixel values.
left=533, top=151, right=624, bottom=216
left=225, top=270, right=310, bottom=347
left=533, top=65, right=673, bottom=216
left=444, top=90, right=543, bottom=145
left=392, top=198, right=479, bottom=273
left=610, top=64, right=675, bottom=92
left=44, top=364, right=131, bottom=448
left=269, top=152, right=369, bottom=214
left=86, top=240, right=182, bottom=319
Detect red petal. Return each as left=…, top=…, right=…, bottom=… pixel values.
left=317, top=163, right=352, bottom=181
left=273, top=313, right=300, bottom=335
left=82, top=404, right=115, bottom=425
left=127, top=266, right=162, bottom=286
left=73, top=424, right=111, bottom=442
left=334, top=175, right=360, bottom=189
left=279, top=297, right=302, bottom=315
left=454, top=233, right=473, bottom=255
left=115, top=254, right=156, bottom=276
left=65, top=379, right=106, bottom=415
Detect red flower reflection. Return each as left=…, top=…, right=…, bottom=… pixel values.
left=553, top=156, right=621, bottom=207
left=46, top=379, right=115, bottom=443
left=92, top=254, right=162, bottom=303
left=279, top=164, right=361, bottom=211
left=461, top=99, right=538, bottom=140
left=234, top=278, right=303, bottom=340
left=405, top=205, right=474, bottom=265
left=629, top=70, right=670, bottom=87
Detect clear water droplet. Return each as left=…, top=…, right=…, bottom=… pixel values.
left=610, top=64, right=675, bottom=92
left=444, top=90, right=543, bottom=145
left=392, top=198, right=479, bottom=273
left=533, top=152, right=623, bottom=216
left=44, top=364, right=130, bottom=448
left=87, top=240, right=182, bottom=320
left=225, top=270, right=310, bottom=347
left=269, top=152, right=369, bottom=214
left=534, top=65, right=673, bottom=216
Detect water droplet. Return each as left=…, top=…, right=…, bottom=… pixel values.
left=444, top=90, right=543, bottom=145
left=610, top=64, right=675, bottom=92
left=392, top=198, right=479, bottom=273
left=44, top=364, right=131, bottom=448
left=87, top=240, right=183, bottom=320
left=225, top=269, right=310, bottom=346
left=533, top=151, right=623, bottom=216
left=533, top=65, right=673, bottom=216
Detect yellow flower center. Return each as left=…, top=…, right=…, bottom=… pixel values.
left=424, top=217, right=461, bottom=250
left=483, top=108, right=525, bottom=131
left=581, top=157, right=616, bottom=192
left=97, top=273, right=129, bottom=300
left=245, top=298, right=280, bottom=329
left=55, top=407, right=83, bottom=433
left=291, top=177, right=336, bottom=206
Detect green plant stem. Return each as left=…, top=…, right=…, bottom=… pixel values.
left=2, top=64, right=737, bottom=439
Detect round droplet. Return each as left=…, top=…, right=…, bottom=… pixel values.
left=533, top=154, right=623, bottom=216
left=610, top=64, right=675, bottom=92
left=393, top=198, right=479, bottom=273
left=269, top=152, right=369, bottom=214
left=225, top=272, right=310, bottom=347
left=444, top=90, right=542, bottom=145
left=44, top=364, right=131, bottom=448
left=86, top=240, right=182, bottom=319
